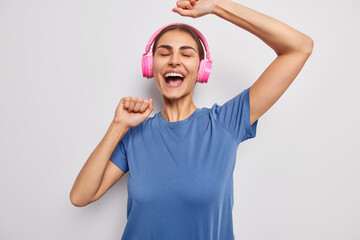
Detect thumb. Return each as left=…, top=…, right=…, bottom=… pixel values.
left=149, top=98, right=154, bottom=110
left=172, top=7, right=194, bottom=17
left=146, top=98, right=154, bottom=112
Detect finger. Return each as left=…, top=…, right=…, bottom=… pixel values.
left=120, top=98, right=125, bottom=105
left=123, top=97, right=131, bottom=109
left=139, top=100, right=149, bottom=112
left=189, top=0, right=197, bottom=6
left=133, top=98, right=144, bottom=112
left=176, top=0, right=193, bottom=9
left=172, top=7, right=194, bottom=17
left=128, top=97, right=137, bottom=112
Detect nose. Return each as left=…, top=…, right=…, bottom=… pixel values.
left=169, top=53, right=180, bottom=67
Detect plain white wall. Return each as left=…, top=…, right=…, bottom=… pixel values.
left=1, top=0, right=359, bottom=239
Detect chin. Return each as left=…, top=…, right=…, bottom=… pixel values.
left=162, top=89, right=194, bottom=101
left=162, top=91, right=183, bottom=100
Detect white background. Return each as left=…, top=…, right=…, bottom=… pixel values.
left=1, top=0, right=359, bottom=239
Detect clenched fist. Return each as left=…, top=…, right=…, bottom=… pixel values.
left=113, top=97, right=154, bottom=128
left=172, top=0, right=223, bottom=18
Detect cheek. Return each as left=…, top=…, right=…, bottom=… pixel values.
left=153, top=57, right=166, bottom=72
left=152, top=57, right=159, bottom=70
left=186, top=61, right=200, bottom=75
left=152, top=59, right=165, bottom=86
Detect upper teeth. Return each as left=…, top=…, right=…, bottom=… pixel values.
left=165, top=72, right=184, bottom=78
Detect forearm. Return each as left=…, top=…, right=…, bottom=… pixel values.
left=70, top=121, right=129, bottom=205
left=213, top=0, right=313, bottom=55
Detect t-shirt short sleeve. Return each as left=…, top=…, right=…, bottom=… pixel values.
left=110, top=129, right=131, bottom=173
left=211, top=86, right=258, bottom=144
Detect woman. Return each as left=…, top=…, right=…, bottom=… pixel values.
left=70, top=0, right=313, bottom=239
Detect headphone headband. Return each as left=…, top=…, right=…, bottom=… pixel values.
left=143, top=23, right=211, bottom=61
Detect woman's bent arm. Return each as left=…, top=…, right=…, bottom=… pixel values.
left=70, top=121, right=129, bottom=207
left=70, top=96, right=154, bottom=207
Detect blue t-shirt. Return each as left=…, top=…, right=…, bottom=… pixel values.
left=110, top=87, right=258, bottom=240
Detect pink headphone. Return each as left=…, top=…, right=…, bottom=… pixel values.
left=141, top=23, right=213, bottom=83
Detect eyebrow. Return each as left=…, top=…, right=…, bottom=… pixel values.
left=156, top=45, right=197, bottom=53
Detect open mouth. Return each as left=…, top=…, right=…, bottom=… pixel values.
left=164, top=72, right=184, bottom=88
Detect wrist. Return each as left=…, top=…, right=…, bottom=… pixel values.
left=212, top=0, right=232, bottom=16
left=110, top=120, right=130, bottom=132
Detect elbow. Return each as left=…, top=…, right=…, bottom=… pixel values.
left=277, top=36, right=314, bottom=57
left=70, top=199, right=87, bottom=208
left=300, top=36, right=314, bottom=56
left=69, top=191, right=90, bottom=207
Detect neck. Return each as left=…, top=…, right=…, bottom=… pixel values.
left=161, top=94, right=198, bottom=122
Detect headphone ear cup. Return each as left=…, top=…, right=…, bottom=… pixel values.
left=197, top=60, right=212, bottom=83
left=142, top=55, right=153, bottom=78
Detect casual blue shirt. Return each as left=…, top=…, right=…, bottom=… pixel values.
left=110, top=87, right=258, bottom=240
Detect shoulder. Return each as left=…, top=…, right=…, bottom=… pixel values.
left=209, top=88, right=250, bottom=116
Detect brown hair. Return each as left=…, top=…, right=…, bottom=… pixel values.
left=151, top=24, right=205, bottom=61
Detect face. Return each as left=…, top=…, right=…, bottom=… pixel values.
left=153, top=30, right=200, bottom=100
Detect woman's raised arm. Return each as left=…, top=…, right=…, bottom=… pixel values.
left=173, top=0, right=314, bottom=124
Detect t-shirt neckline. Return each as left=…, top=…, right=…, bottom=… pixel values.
left=158, top=108, right=200, bottom=127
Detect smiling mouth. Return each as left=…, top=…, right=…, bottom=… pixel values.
left=164, top=72, right=184, bottom=88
